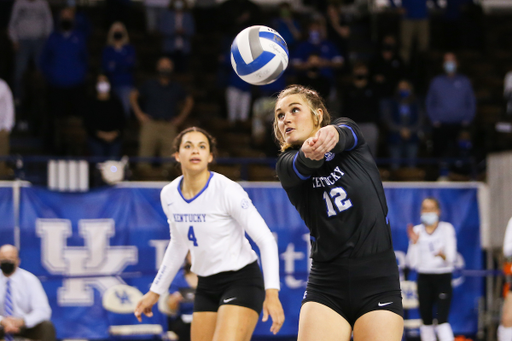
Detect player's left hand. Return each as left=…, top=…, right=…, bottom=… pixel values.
left=262, top=289, right=285, bottom=335
left=304, top=126, right=339, bottom=160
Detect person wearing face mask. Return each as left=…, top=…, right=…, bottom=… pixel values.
left=370, top=35, right=406, bottom=99
left=382, top=79, right=423, bottom=171
left=406, top=198, right=457, bottom=341
left=40, top=7, right=88, bottom=154
left=0, top=244, right=55, bottom=341
left=426, top=52, right=476, bottom=178
left=102, top=21, right=136, bottom=117
left=159, top=0, right=195, bottom=73
left=130, top=57, right=194, bottom=176
left=85, top=74, right=125, bottom=160
left=271, top=2, right=301, bottom=50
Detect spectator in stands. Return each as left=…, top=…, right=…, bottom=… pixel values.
left=217, top=0, right=261, bottom=37
left=292, top=20, right=344, bottom=99
left=341, top=62, right=380, bottom=156
left=0, top=244, right=56, bottom=341
left=0, top=79, right=14, bottom=179
left=67, top=4, right=92, bottom=41
left=370, top=35, right=406, bottom=99
left=389, top=0, right=430, bottom=64
left=40, top=7, right=88, bottom=153
left=166, top=253, right=196, bottom=341
left=325, top=3, right=351, bottom=62
left=8, top=0, right=53, bottom=104
left=382, top=79, right=423, bottom=170
left=102, top=21, right=136, bottom=117
left=159, top=0, right=195, bottom=74
left=130, top=57, right=194, bottom=173
left=271, top=2, right=301, bottom=51
left=426, top=52, right=476, bottom=173
left=85, top=75, right=125, bottom=159
left=144, top=0, right=170, bottom=33
left=504, top=70, right=512, bottom=116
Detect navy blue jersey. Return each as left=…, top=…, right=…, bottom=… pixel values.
left=276, top=118, right=393, bottom=262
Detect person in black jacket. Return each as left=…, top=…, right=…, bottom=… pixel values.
left=273, top=84, right=403, bottom=341
left=85, top=74, right=125, bottom=158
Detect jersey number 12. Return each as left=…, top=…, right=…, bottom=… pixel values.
left=188, top=226, right=198, bottom=246
left=323, top=187, right=352, bottom=217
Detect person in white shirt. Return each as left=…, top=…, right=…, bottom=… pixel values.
left=0, top=79, right=14, bottom=178
left=0, top=244, right=55, bottom=341
left=135, top=127, right=284, bottom=340
left=407, top=198, right=457, bottom=341
left=498, top=217, right=512, bottom=341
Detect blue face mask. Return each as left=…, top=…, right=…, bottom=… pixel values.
left=421, top=212, right=439, bottom=226
left=444, top=61, right=457, bottom=74
left=399, top=90, right=410, bottom=99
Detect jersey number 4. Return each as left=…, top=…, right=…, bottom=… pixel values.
left=188, top=226, right=198, bottom=246
left=322, top=187, right=352, bottom=217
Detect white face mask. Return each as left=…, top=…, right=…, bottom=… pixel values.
left=96, top=81, right=111, bottom=94
left=421, top=212, right=439, bottom=226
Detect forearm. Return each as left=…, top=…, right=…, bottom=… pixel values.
left=150, top=239, right=188, bottom=295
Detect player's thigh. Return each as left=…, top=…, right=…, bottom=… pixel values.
left=298, top=301, right=352, bottom=341
left=191, top=311, right=217, bottom=341
left=212, top=304, right=259, bottom=341
left=353, top=310, right=403, bottom=341
left=502, top=293, right=512, bottom=327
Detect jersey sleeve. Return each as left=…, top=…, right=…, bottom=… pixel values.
left=150, top=189, right=190, bottom=295
left=331, top=117, right=365, bottom=153
left=504, top=218, right=512, bottom=257
left=276, top=149, right=323, bottom=188
left=443, top=223, right=457, bottom=265
left=405, top=225, right=422, bottom=269
left=224, top=182, right=280, bottom=290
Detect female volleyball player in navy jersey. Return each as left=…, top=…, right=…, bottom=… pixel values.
left=274, top=85, right=403, bottom=341
left=134, top=127, right=284, bottom=340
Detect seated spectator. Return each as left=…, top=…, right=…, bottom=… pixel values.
left=8, top=0, right=53, bottom=104
left=130, top=57, right=194, bottom=173
left=102, top=21, right=136, bottom=117
left=271, top=2, right=301, bottom=51
left=370, top=34, right=406, bottom=99
left=341, top=62, right=380, bottom=156
left=0, top=244, right=55, bottom=341
left=144, top=0, right=170, bottom=33
left=292, top=19, right=343, bottom=99
left=426, top=52, right=476, bottom=175
left=0, top=79, right=14, bottom=179
left=167, top=254, right=196, bottom=341
left=159, top=0, right=195, bottom=73
left=382, top=79, right=423, bottom=170
left=40, top=7, right=88, bottom=154
left=325, top=3, right=351, bottom=61
left=504, top=71, right=512, bottom=116
left=85, top=75, right=125, bottom=159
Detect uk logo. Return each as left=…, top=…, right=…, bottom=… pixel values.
left=36, top=219, right=138, bottom=306
left=325, top=152, right=335, bottom=161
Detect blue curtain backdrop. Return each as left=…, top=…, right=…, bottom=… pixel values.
left=12, top=183, right=483, bottom=339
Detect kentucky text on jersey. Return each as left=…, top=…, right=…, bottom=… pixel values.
left=173, top=214, right=207, bottom=223
left=312, top=166, right=345, bottom=188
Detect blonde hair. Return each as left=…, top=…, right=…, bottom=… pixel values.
left=273, top=84, right=331, bottom=152
left=107, top=21, right=129, bottom=46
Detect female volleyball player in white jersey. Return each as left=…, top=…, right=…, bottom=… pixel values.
left=134, top=127, right=284, bottom=340
left=407, top=197, right=457, bottom=341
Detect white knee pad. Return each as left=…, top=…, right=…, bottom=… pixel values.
left=420, top=325, right=436, bottom=341
left=435, top=323, right=454, bottom=341
left=498, top=325, right=512, bottom=341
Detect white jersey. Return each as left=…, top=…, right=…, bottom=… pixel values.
left=150, top=172, right=280, bottom=295
left=406, top=221, right=457, bottom=274
left=503, top=217, right=512, bottom=257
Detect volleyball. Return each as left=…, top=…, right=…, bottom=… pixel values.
left=230, top=25, right=289, bottom=86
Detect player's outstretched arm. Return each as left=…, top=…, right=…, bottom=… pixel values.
left=134, top=291, right=160, bottom=322
left=262, top=288, right=285, bottom=335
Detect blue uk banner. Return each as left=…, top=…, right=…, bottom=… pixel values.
left=13, top=182, right=484, bottom=339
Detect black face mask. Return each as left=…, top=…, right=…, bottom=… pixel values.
left=113, top=32, right=124, bottom=41
left=355, top=74, right=367, bottom=81
left=0, top=261, right=15, bottom=276
left=382, top=44, right=395, bottom=52
left=60, top=19, right=73, bottom=31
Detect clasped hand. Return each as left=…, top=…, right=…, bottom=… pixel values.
left=302, top=126, right=339, bottom=161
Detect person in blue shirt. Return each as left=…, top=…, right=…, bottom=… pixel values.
left=271, top=2, right=301, bottom=51
left=426, top=52, right=476, bottom=167
left=102, top=21, right=136, bottom=118
left=382, top=79, right=423, bottom=170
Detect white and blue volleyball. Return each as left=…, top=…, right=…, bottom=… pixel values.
left=230, top=25, right=289, bottom=86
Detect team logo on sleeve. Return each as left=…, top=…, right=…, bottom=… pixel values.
left=241, top=198, right=250, bottom=209
left=324, top=152, right=335, bottom=161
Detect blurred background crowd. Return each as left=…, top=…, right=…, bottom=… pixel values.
left=0, top=0, right=511, bottom=184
